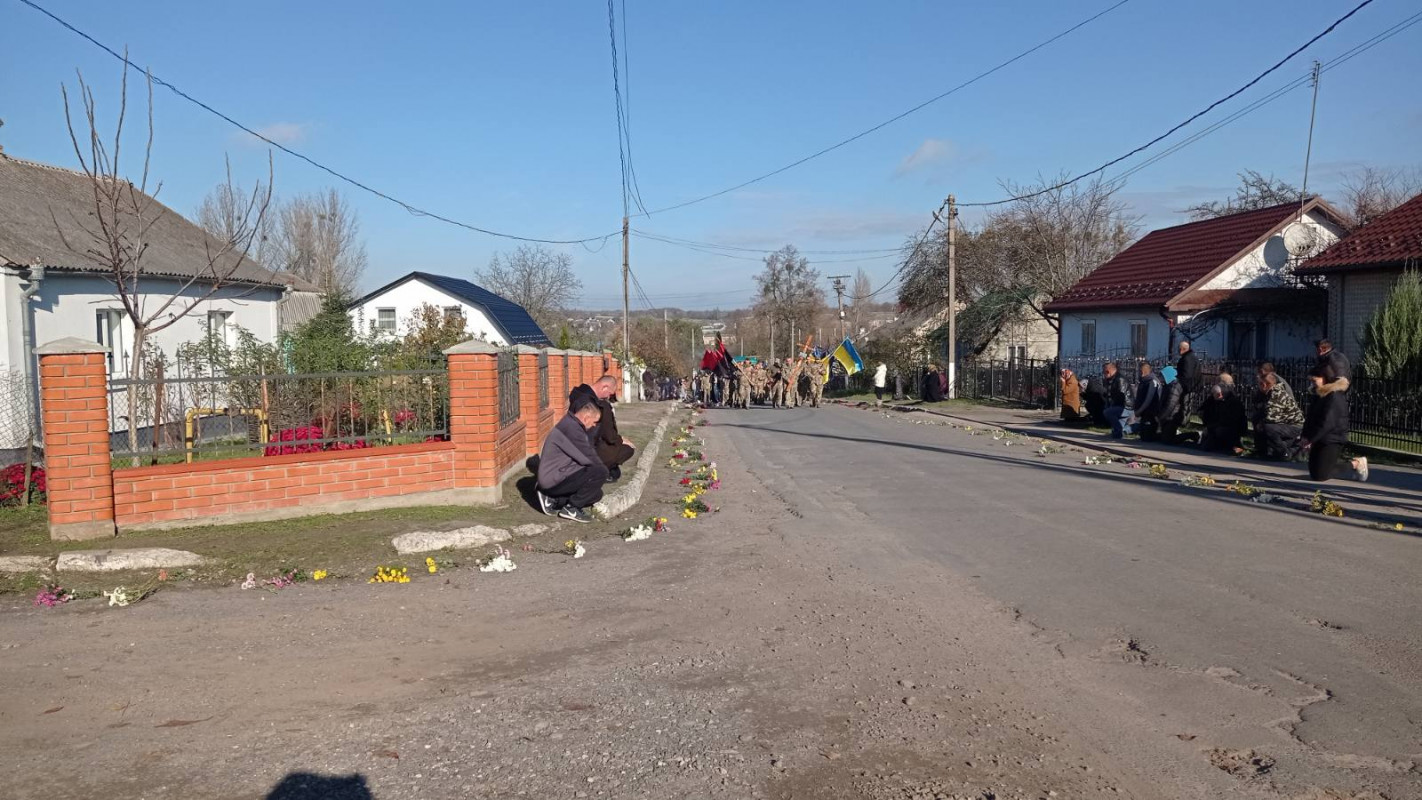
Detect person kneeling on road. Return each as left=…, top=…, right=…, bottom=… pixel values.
left=570, top=376, right=636, bottom=482
left=536, top=402, right=607, bottom=523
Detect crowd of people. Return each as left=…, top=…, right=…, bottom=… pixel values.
left=1060, top=339, right=1368, bottom=484
left=683, top=334, right=829, bottom=410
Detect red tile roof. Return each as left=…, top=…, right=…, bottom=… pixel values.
left=1044, top=201, right=1307, bottom=312
left=1298, top=192, right=1422, bottom=273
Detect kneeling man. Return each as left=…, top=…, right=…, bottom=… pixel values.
left=536, top=401, right=607, bottom=522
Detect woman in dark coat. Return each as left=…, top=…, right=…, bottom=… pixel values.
left=1299, top=364, right=1369, bottom=482
left=1199, top=379, right=1247, bottom=453
left=921, top=366, right=945, bottom=402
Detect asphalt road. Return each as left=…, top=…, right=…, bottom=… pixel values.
left=712, top=404, right=1422, bottom=798
left=3, top=402, right=1419, bottom=800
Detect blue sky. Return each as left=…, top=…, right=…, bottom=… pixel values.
left=4, top=0, right=1420, bottom=309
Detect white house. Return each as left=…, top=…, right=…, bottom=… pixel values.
left=349, top=271, right=552, bottom=347
left=1045, top=198, right=1348, bottom=365
left=0, top=151, right=319, bottom=454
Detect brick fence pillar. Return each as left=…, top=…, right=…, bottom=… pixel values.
left=36, top=338, right=116, bottom=541
left=444, top=340, right=502, bottom=498
left=515, top=345, right=543, bottom=457
left=546, top=348, right=567, bottom=420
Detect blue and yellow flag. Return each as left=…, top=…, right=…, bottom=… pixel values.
left=831, top=339, right=863, bottom=376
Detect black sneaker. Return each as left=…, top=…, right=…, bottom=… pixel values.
left=558, top=506, right=594, bottom=523
left=536, top=490, right=559, bottom=516
left=607, top=465, right=622, bottom=483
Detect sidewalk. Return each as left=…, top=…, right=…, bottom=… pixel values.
left=869, top=400, right=1422, bottom=530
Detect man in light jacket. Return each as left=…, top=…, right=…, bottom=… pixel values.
left=536, top=402, right=606, bottom=522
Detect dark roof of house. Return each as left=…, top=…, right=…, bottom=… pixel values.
left=1044, top=200, right=1328, bottom=313
left=1297, top=191, right=1422, bottom=273
left=0, top=152, right=312, bottom=290
left=354, top=271, right=552, bottom=346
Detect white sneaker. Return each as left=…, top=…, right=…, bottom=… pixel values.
left=1353, top=456, right=1369, bottom=482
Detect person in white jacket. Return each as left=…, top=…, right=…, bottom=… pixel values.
left=873, top=362, right=888, bottom=405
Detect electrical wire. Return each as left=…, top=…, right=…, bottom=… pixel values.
left=1103, top=9, right=1422, bottom=190
left=633, top=230, right=901, bottom=255
left=621, top=0, right=649, bottom=216
left=12, top=0, right=622, bottom=245
left=851, top=198, right=951, bottom=301
left=959, top=0, right=1378, bottom=208
left=607, top=0, right=632, bottom=218
left=16, top=0, right=620, bottom=245
left=635, top=0, right=1130, bottom=217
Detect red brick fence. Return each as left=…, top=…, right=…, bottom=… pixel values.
left=35, top=338, right=620, bottom=540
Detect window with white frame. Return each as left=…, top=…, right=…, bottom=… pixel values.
left=207, top=310, right=234, bottom=347
left=443, top=305, right=462, bottom=321
left=375, top=308, right=397, bottom=333
left=1129, top=320, right=1148, bottom=358
left=95, top=309, right=130, bottom=374
left=1079, top=320, right=1096, bottom=356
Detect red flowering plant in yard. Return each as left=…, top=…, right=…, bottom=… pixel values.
left=1, top=463, right=46, bottom=505
left=264, top=425, right=326, bottom=456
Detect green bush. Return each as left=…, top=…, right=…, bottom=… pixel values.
left=1360, top=270, right=1422, bottom=379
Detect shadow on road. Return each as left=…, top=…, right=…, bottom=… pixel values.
left=714, top=416, right=1422, bottom=539
left=266, top=772, right=373, bottom=799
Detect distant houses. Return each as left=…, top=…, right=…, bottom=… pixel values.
left=349, top=271, right=552, bottom=347
left=1045, top=199, right=1348, bottom=363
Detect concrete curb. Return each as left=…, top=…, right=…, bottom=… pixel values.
left=595, top=403, right=680, bottom=520
left=56, top=548, right=211, bottom=572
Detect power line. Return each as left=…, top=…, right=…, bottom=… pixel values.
left=852, top=198, right=951, bottom=301
left=1103, top=9, right=1422, bottom=189
left=634, top=234, right=901, bottom=264
left=17, top=0, right=620, bottom=246
left=636, top=0, right=1130, bottom=217
left=960, top=0, right=1378, bottom=208
left=620, top=0, right=649, bottom=216
left=633, top=230, right=901, bottom=255
left=606, top=0, right=632, bottom=217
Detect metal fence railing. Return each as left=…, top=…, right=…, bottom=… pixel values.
left=107, top=367, right=450, bottom=465
left=955, top=358, right=1058, bottom=409
left=537, top=350, right=549, bottom=410
left=497, top=349, right=521, bottom=428
left=0, top=370, right=37, bottom=464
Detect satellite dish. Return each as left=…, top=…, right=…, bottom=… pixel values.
left=1281, top=222, right=1320, bottom=257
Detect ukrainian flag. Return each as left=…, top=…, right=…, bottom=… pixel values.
left=831, top=339, right=863, bottom=376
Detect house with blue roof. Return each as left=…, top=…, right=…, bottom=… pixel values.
left=349, top=271, right=552, bottom=347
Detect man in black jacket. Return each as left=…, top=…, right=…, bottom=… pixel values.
left=569, top=376, right=635, bottom=482
left=1102, top=362, right=1132, bottom=438
left=1176, top=340, right=1202, bottom=419
left=1128, top=362, right=1163, bottom=440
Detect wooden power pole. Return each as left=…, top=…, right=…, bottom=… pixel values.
left=828, top=275, right=849, bottom=343
left=621, top=216, right=630, bottom=362
left=946, top=194, right=958, bottom=399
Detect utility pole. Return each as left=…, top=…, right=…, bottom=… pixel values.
left=1300, top=60, right=1322, bottom=222
left=946, top=195, right=958, bottom=399
left=663, top=309, right=669, bottom=350
left=621, top=216, right=630, bottom=362
left=828, top=275, right=849, bottom=343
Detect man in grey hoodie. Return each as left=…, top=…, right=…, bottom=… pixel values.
left=536, top=402, right=607, bottom=522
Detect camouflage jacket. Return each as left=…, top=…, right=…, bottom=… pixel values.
left=1263, top=380, right=1304, bottom=426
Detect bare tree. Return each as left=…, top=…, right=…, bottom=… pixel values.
left=272, top=189, right=367, bottom=296
left=61, top=64, right=273, bottom=457
left=754, top=245, right=825, bottom=356
left=899, top=174, right=1137, bottom=331
left=850, top=268, right=873, bottom=336
left=475, top=244, right=583, bottom=331
left=1184, top=170, right=1300, bottom=220
left=196, top=178, right=276, bottom=267
left=1338, top=166, right=1422, bottom=228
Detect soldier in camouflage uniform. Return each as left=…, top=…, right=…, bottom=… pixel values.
left=785, top=357, right=804, bottom=408
left=770, top=360, right=787, bottom=408
left=805, top=358, right=825, bottom=408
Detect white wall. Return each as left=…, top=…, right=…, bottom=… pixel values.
left=349, top=277, right=505, bottom=345
left=1201, top=209, right=1344, bottom=291
left=27, top=274, right=282, bottom=377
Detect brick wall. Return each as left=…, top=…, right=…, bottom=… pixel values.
left=36, top=338, right=565, bottom=538
left=113, top=443, right=454, bottom=528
